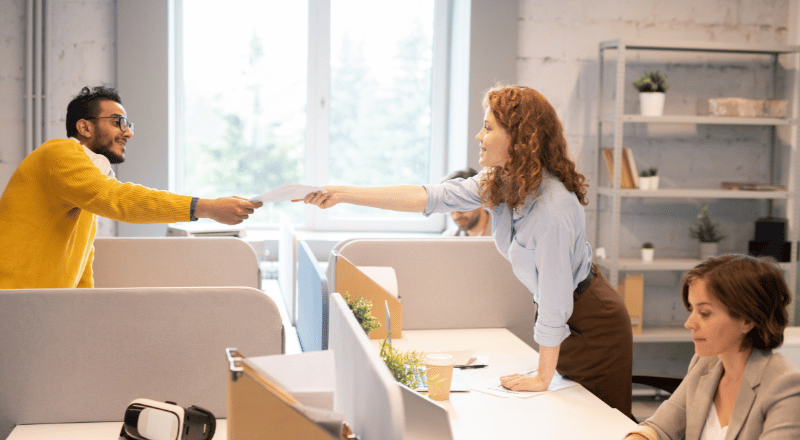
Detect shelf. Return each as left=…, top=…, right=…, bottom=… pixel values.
left=597, top=38, right=799, bottom=328
left=600, top=114, right=795, bottom=125
left=632, top=327, right=692, bottom=343
left=600, top=38, right=800, bottom=55
left=597, top=187, right=791, bottom=200
left=596, top=258, right=794, bottom=272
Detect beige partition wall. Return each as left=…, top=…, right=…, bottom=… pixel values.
left=0, top=286, right=284, bottom=437
left=93, top=237, right=261, bottom=289
left=332, top=238, right=537, bottom=348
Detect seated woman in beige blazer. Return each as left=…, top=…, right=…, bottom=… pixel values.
left=625, top=254, right=800, bottom=440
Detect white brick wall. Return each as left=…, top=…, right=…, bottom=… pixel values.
left=517, top=0, right=793, bottom=326
left=0, top=1, right=795, bottom=315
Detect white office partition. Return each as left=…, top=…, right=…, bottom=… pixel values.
left=297, top=240, right=329, bottom=352
left=334, top=238, right=537, bottom=348
left=329, top=293, right=404, bottom=440
left=279, top=213, right=299, bottom=325
left=93, top=237, right=261, bottom=289
left=0, top=286, right=284, bottom=438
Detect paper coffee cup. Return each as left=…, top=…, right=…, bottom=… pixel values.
left=424, top=353, right=455, bottom=401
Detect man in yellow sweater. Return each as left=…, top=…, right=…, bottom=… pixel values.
left=0, top=86, right=262, bottom=288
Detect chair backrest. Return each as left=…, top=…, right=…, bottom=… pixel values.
left=93, top=237, right=260, bottom=289
left=333, top=238, right=537, bottom=348
left=0, top=286, right=284, bottom=437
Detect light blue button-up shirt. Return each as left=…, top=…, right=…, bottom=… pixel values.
left=423, top=170, right=593, bottom=347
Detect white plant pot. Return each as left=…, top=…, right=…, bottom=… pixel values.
left=639, top=92, right=666, bottom=116
left=641, top=248, right=654, bottom=262
left=638, top=176, right=659, bottom=190
left=699, top=242, right=718, bottom=260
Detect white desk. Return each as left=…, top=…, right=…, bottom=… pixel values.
left=9, top=420, right=228, bottom=440
left=11, top=329, right=638, bottom=440
left=374, top=328, right=638, bottom=440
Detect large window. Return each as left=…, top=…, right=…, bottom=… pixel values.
left=180, top=0, right=447, bottom=231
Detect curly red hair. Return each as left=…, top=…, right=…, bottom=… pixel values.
left=480, top=85, right=588, bottom=211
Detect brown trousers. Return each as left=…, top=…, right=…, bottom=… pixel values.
left=553, top=265, right=633, bottom=418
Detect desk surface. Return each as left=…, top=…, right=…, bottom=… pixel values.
left=9, top=421, right=228, bottom=440
left=374, top=328, right=638, bottom=439
left=11, top=328, right=638, bottom=440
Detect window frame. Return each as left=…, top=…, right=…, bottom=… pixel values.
left=175, top=0, right=450, bottom=232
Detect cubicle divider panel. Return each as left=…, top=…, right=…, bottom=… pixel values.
left=329, top=293, right=404, bottom=440
left=0, top=287, right=283, bottom=435
left=296, top=240, right=329, bottom=352
left=93, top=237, right=261, bottom=289
left=334, top=238, right=538, bottom=348
left=332, top=252, right=403, bottom=340
left=278, top=213, right=298, bottom=325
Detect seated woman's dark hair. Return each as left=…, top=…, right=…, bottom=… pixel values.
left=681, top=254, right=791, bottom=351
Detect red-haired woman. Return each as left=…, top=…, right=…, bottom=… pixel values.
left=300, top=85, right=633, bottom=417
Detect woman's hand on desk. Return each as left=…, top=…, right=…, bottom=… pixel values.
left=499, top=373, right=549, bottom=392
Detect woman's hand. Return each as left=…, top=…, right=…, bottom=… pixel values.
left=499, top=373, right=549, bottom=392
left=296, top=189, right=337, bottom=209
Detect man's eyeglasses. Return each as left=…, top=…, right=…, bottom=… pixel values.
left=85, top=115, right=134, bottom=134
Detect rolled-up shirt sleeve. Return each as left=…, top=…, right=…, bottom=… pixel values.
left=531, top=218, right=575, bottom=347
left=423, top=175, right=483, bottom=216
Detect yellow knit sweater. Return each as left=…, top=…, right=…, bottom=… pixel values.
left=0, top=139, right=192, bottom=288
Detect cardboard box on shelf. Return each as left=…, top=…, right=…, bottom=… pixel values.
left=707, top=98, right=787, bottom=118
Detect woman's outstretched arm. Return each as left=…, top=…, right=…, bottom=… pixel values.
left=300, top=185, right=428, bottom=213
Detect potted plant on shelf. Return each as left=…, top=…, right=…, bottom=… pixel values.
left=641, top=242, right=655, bottom=262
left=689, top=204, right=726, bottom=260
left=633, top=71, right=669, bottom=116
left=638, top=167, right=659, bottom=190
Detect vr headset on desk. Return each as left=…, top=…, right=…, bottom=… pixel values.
left=120, top=399, right=215, bottom=440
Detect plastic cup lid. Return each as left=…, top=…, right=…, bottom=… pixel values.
left=424, top=353, right=455, bottom=366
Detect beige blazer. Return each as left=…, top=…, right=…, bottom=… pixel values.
left=639, top=350, right=800, bottom=440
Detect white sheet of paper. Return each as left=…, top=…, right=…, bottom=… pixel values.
left=471, top=370, right=579, bottom=399
left=249, top=183, right=326, bottom=204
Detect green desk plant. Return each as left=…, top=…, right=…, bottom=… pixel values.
left=343, top=291, right=381, bottom=334
left=380, top=334, right=425, bottom=389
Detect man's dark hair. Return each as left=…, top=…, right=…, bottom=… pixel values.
left=66, top=86, right=123, bottom=138
left=443, top=167, right=478, bottom=182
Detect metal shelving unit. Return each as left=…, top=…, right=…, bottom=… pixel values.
left=597, top=39, right=800, bottom=340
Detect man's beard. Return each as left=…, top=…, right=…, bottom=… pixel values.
left=458, top=213, right=481, bottom=231
left=94, top=142, right=124, bottom=164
